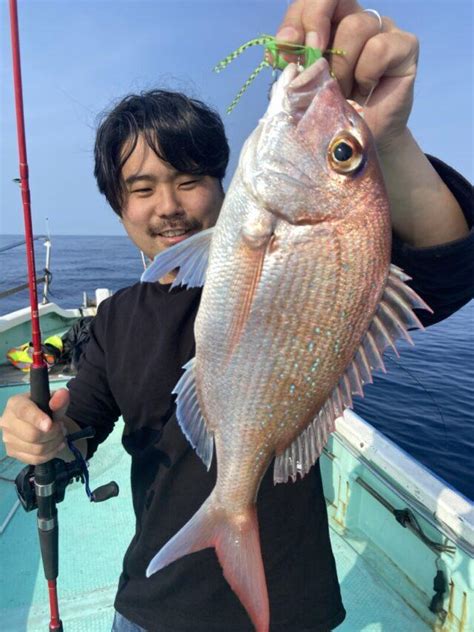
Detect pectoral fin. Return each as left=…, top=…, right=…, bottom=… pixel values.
left=226, top=241, right=268, bottom=356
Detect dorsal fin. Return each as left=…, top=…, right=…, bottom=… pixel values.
left=173, top=358, right=214, bottom=469
left=141, top=228, right=214, bottom=288
left=273, top=264, right=432, bottom=484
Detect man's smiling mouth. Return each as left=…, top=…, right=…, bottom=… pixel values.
left=159, top=228, right=191, bottom=237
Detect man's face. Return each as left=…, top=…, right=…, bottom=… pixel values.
left=120, top=135, right=224, bottom=275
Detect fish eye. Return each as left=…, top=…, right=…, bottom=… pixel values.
left=328, top=133, right=364, bottom=174
left=334, top=142, right=353, bottom=162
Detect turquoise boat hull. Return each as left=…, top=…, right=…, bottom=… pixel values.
left=1, top=304, right=472, bottom=630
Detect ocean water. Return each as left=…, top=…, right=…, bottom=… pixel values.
left=1, top=235, right=473, bottom=500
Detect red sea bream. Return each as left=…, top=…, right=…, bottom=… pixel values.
left=141, top=58, right=431, bottom=631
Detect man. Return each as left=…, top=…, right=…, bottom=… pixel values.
left=1, top=1, right=472, bottom=630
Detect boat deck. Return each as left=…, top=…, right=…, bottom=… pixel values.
left=0, top=362, right=76, bottom=388
left=0, top=423, right=432, bottom=632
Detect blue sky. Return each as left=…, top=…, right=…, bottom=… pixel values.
left=1, top=0, right=472, bottom=236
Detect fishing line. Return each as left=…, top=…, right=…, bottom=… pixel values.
left=384, top=354, right=450, bottom=450
left=363, top=82, right=377, bottom=109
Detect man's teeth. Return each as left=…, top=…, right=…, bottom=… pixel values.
left=160, top=229, right=188, bottom=237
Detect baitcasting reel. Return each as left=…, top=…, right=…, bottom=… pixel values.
left=15, top=426, right=119, bottom=511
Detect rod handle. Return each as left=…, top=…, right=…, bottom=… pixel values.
left=30, top=364, right=51, bottom=416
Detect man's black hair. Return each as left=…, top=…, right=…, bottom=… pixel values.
left=94, top=89, right=230, bottom=216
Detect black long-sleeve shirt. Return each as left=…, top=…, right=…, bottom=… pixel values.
left=67, top=157, right=473, bottom=631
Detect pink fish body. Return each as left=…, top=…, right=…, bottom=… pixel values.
left=142, top=59, right=430, bottom=631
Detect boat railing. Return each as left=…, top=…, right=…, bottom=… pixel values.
left=0, top=235, right=52, bottom=304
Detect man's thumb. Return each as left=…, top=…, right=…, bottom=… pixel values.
left=50, top=388, right=70, bottom=417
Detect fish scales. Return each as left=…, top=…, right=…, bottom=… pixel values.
left=200, top=214, right=388, bottom=455
left=143, top=57, right=427, bottom=632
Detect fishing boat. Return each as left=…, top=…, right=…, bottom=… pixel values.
left=2, top=1, right=472, bottom=628
left=0, top=259, right=472, bottom=630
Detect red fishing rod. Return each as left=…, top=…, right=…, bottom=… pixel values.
left=8, top=0, right=62, bottom=629
left=8, top=12, right=120, bottom=628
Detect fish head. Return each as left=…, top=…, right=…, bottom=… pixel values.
left=240, top=58, right=387, bottom=225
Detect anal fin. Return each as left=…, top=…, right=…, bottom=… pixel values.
left=173, top=358, right=214, bottom=469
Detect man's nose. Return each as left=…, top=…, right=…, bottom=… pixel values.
left=156, top=187, right=184, bottom=218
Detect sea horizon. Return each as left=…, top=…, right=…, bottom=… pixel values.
left=0, top=234, right=473, bottom=500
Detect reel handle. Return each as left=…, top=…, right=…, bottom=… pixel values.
left=91, top=481, right=120, bottom=503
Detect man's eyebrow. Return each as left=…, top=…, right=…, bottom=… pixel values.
left=124, top=173, right=157, bottom=186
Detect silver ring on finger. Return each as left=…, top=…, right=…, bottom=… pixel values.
left=362, top=8, right=383, bottom=33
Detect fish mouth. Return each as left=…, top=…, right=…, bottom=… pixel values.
left=285, top=58, right=333, bottom=123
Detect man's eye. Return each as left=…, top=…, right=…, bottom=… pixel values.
left=179, top=179, right=199, bottom=189
left=132, top=188, right=152, bottom=194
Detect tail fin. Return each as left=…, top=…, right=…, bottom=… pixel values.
left=146, top=496, right=269, bottom=632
